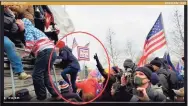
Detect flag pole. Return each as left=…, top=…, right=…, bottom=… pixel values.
left=84, top=60, right=86, bottom=79
left=161, top=12, right=170, bottom=53
left=71, top=38, right=74, bottom=50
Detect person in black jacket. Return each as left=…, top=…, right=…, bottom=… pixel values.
left=111, top=82, right=133, bottom=101
left=93, top=53, right=118, bottom=101
left=4, top=6, right=31, bottom=80
left=158, top=58, right=179, bottom=101
left=56, top=40, right=80, bottom=93
left=150, top=58, right=172, bottom=100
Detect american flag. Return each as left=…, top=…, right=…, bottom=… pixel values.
left=138, top=13, right=167, bottom=66
left=85, top=42, right=90, bottom=47
left=72, top=37, right=78, bottom=49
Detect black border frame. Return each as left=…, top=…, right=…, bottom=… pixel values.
left=0, top=3, right=187, bottom=106
left=1, top=3, right=4, bottom=106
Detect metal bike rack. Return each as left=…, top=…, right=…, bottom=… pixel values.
left=9, top=64, right=16, bottom=100
left=52, top=65, right=58, bottom=87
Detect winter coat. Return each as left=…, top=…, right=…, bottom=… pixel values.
left=76, top=78, right=98, bottom=101
left=4, top=8, right=25, bottom=46
left=130, top=84, right=166, bottom=102
left=95, top=60, right=116, bottom=101
left=4, top=8, right=19, bottom=34
left=160, top=58, right=178, bottom=89
left=112, top=84, right=133, bottom=101
left=156, top=68, right=169, bottom=92
left=9, top=5, right=34, bottom=24
left=57, top=46, right=80, bottom=70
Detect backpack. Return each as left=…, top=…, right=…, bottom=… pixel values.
left=158, top=58, right=178, bottom=90
left=151, top=84, right=164, bottom=94
left=5, top=89, right=32, bottom=101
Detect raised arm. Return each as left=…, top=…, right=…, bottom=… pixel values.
left=94, top=53, right=108, bottom=79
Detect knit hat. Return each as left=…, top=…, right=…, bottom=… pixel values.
left=150, top=72, right=160, bottom=85
left=59, top=80, right=70, bottom=93
left=56, top=40, right=65, bottom=49
left=144, top=64, right=154, bottom=72
left=89, top=70, right=98, bottom=77
left=136, top=67, right=152, bottom=80
left=124, top=59, right=135, bottom=69
left=150, top=59, right=162, bottom=68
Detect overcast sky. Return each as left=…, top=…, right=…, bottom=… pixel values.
left=49, top=5, right=184, bottom=69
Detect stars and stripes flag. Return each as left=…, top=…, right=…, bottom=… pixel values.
left=85, top=42, right=90, bottom=47
left=72, top=37, right=78, bottom=49
left=138, top=13, right=167, bottom=66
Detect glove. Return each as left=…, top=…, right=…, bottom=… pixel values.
left=94, top=53, right=99, bottom=60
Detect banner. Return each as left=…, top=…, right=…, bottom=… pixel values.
left=77, top=46, right=90, bottom=61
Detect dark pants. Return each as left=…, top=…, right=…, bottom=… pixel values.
left=32, top=48, right=59, bottom=100
left=61, top=67, right=78, bottom=93
left=62, top=92, right=83, bottom=102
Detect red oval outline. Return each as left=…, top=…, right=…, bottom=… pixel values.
left=48, top=31, right=111, bottom=105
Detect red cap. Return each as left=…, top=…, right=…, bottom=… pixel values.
left=56, top=40, right=65, bottom=49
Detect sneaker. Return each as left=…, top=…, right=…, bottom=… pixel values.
left=18, top=72, right=32, bottom=80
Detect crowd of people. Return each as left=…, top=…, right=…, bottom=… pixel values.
left=4, top=5, right=185, bottom=102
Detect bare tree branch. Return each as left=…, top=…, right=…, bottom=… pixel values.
left=105, top=28, right=121, bottom=66
left=168, top=9, right=184, bottom=58
left=124, top=40, right=136, bottom=61
left=174, top=10, right=184, bottom=42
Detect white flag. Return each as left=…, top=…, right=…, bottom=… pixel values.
left=48, top=5, right=75, bottom=38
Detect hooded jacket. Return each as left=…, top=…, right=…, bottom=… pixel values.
left=58, top=46, right=80, bottom=70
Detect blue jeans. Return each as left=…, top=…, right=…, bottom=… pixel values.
left=61, top=67, right=78, bottom=93
left=32, top=48, right=59, bottom=100
left=4, top=36, right=23, bottom=74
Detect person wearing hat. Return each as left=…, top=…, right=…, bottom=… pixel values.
left=150, top=58, right=171, bottom=98
left=130, top=67, right=166, bottom=102
left=93, top=53, right=119, bottom=101
left=56, top=40, right=81, bottom=93
left=76, top=70, right=99, bottom=101
left=59, top=80, right=82, bottom=102
left=123, top=59, right=137, bottom=73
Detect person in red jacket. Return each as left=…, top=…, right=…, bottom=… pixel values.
left=76, top=70, right=99, bottom=101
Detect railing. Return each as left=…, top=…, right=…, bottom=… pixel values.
left=4, top=48, right=58, bottom=100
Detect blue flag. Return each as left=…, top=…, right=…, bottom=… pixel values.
left=163, top=52, right=176, bottom=72
left=176, top=60, right=184, bottom=81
